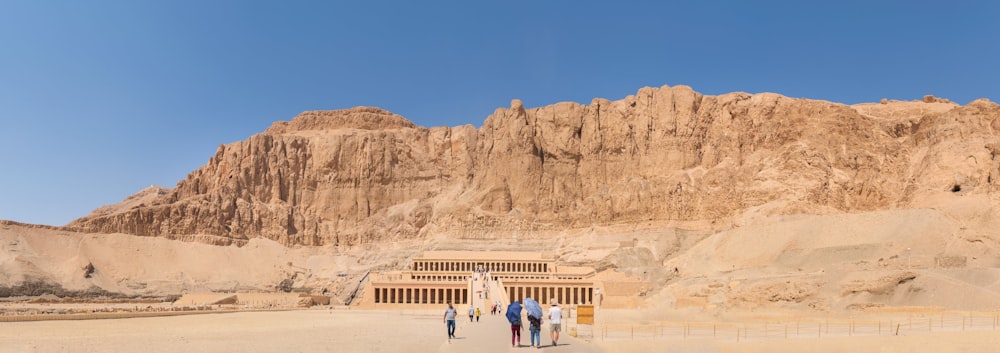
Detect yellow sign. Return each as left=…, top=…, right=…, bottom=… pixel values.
left=577, top=305, right=594, bottom=325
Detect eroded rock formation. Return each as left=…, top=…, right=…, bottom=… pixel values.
left=68, top=86, right=1000, bottom=246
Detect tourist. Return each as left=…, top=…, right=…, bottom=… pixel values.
left=474, top=307, right=481, bottom=322
left=468, top=305, right=474, bottom=322
left=443, top=302, right=457, bottom=342
left=527, top=311, right=542, bottom=348
left=548, top=299, right=562, bottom=346
left=506, top=300, right=523, bottom=347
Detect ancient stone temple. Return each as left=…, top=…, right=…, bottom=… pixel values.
left=361, top=251, right=598, bottom=308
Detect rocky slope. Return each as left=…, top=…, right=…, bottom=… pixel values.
left=68, top=86, right=1000, bottom=248
left=7, top=85, right=1000, bottom=312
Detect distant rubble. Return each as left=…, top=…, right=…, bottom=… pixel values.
left=878, top=95, right=955, bottom=104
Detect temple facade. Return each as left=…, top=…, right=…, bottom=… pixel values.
left=361, top=251, right=598, bottom=308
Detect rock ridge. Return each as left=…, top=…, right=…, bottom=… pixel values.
left=67, top=85, right=1000, bottom=246
left=264, top=106, right=417, bottom=135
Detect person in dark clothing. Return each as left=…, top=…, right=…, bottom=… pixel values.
left=527, top=314, right=542, bottom=348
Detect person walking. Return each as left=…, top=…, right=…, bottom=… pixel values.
left=468, top=305, right=474, bottom=322
left=474, top=307, right=481, bottom=322
left=548, top=300, right=563, bottom=346
left=528, top=311, right=542, bottom=348
left=443, top=302, right=457, bottom=342
left=506, top=300, right=523, bottom=347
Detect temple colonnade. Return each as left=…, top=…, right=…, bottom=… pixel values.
left=373, top=286, right=468, bottom=305
left=506, top=284, right=593, bottom=306
left=365, top=251, right=596, bottom=308
left=413, top=260, right=548, bottom=273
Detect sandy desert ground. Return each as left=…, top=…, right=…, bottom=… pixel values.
left=0, top=308, right=603, bottom=353
left=2, top=308, right=1000, bottom=353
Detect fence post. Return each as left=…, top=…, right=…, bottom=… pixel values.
left=736, top=328, right=740, bottom=343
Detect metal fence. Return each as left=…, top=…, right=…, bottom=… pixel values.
left=580, top=312, right=1000, bottom=343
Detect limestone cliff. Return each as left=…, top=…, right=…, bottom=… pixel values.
left=68, top=87, right=1000, bottom=246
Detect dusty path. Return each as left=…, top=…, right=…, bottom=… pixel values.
left=4, top=305, right=999, bottom=353
left=0, top=306, right=604, bottom=353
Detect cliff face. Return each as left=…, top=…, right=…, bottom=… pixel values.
left=68, top=86, right=1000, bottom=246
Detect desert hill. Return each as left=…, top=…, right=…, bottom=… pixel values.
left=3, top=85, right=1000, bottom=314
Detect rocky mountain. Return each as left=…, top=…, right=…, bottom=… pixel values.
left=68, top=85, right=1000, bottom=247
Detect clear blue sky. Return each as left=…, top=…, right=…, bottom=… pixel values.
left=1, top=1, right=998, bottom=226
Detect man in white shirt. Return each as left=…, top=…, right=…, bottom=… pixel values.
left=548, top=299, right=563, bottom=346
left=443, top=302, right=457, bottom=342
